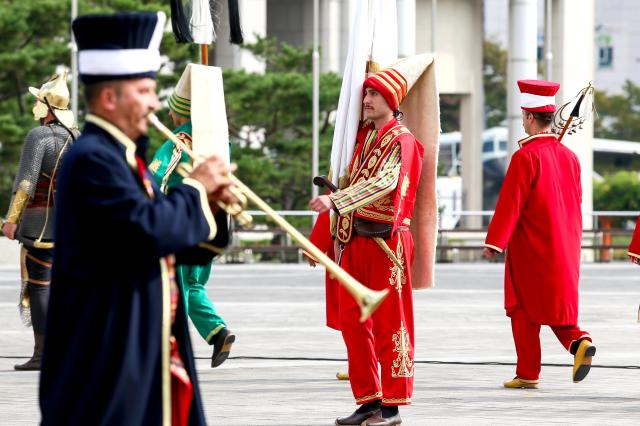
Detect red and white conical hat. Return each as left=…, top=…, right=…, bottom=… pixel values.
left=518, top=79, right=560, bottom=113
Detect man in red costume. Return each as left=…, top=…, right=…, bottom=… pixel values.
left=310, top=54, right=435, bottom=426
left=483, top=79, right=596, bottom=389
left=627, top=223, right=640, bottom=265
left=306, top=210, right=342, bottom=331
left=627, top=214, right=640, bottom=320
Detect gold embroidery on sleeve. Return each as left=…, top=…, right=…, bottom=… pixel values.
left=400, top=174, right=410, bottom=198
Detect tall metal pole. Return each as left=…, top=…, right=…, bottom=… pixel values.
left=312, top=0, right=320, bottom=205
left=431, top=0, right=437, bottom=53
left=71, top=0, right=78, bottom=118
left=544, top=0, right=553, bottom=80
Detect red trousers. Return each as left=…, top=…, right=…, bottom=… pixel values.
left=339, top=231, right=415, bottom=406
left=510, top=308, right=591, bottom=380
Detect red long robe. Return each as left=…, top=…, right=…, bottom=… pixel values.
left=627, top=221, right=640, bottom=262
left=485, top=133, right=582, bottom=325
left=307, top=209, right=341, bottom=330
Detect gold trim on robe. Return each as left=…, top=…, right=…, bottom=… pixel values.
left=484, top=243, right=504, bottom=253
left=518, top=132, right=557, bottom=148
left=159, top=256, right=172, bottom=426
left=355, top=391, right=383, bottom=403
left=182, top=178, right=217, bottom=240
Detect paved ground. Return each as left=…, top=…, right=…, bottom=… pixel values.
left=0, top=260, right=639, bottom=425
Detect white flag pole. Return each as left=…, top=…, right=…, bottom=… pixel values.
left=70, top=0, right=78, bottom=117
left=312, top=0, right=320, bottom=206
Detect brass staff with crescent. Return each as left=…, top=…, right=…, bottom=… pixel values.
left=553, top=81, right=596, bottom=142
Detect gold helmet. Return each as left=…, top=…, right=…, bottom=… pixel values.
left=29, top=71, right=75, bottom=128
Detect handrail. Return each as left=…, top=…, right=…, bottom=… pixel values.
left=441, top=210, right=640, bottom=217
left=222, top=210, right=638, bottom=264
left=242, top=210, right=640, bottom=217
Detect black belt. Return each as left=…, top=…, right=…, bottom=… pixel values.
left=353, top=218, right=393, bottom=239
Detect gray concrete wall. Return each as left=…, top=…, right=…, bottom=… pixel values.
left=213, top=0, right=266, bottom=72
left=266, top=0, right=349, bottom=73
left=267, top=0, right=313, bottom=48
left=417, top=0, right=485, bottom=223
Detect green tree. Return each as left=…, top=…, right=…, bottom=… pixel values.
left=594, top=80, right=640, bottom=141
left=593, top=171, right=640, bottom=213
left=223, top=36, right=341, bottom=222
left=483, top=40, right=508, bottom=128
left=0, top=0, right=71, bottom=213
left=0, top=2, right=339, bottom=229
left=0, top=0, right=195, bottom=213
left=593, top=170, right=640, bottom=259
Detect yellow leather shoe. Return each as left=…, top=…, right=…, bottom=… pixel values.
left=573, top=340, right=596, bottom=383
left=503, top=377, right=539, bottom=389
left=336, top=371, right=349, bottom=380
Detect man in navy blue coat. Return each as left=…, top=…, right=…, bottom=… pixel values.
left=39, top=12, right=233, bottom=426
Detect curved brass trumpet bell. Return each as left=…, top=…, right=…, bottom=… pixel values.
left=147, top=113, right=388, bottom=321
left=220, top=185, right=252, bottom=229
left=225, top=172, right=389, bottom=322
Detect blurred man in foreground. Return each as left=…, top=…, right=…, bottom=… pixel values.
left=39, top=12, right=237, bottom=426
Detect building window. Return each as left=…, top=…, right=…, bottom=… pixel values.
left=595, top=29, right=613, bottom=69
left=537, top=33, right=544, bottom=61
left=599, top=46, right=613, bottom=68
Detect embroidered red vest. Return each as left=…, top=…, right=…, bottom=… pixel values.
left=336, top=119, right=424, bottom=243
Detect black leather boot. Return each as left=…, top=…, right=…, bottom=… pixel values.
left=15, top=332, right=44, bottom=371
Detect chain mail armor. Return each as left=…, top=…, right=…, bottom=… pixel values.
left=10, top=123, right=78, bottom=247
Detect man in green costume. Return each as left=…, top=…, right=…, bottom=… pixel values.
left=149, top=64, right=235, bottom=368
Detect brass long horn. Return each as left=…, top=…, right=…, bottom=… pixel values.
left=147, top=113, right=388, bottom=321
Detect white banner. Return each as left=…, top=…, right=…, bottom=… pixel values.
left=191, top=64, right=230, bottom=164
left=329, top=0, right=398, bottom=188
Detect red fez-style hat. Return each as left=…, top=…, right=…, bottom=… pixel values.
left=363, top=53, right=433, bottom=112
left=364, top=68, right=407, bottom=112
left=518, top=79, right=560, bottom=113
